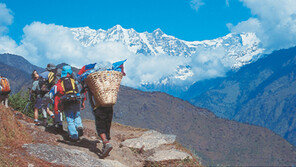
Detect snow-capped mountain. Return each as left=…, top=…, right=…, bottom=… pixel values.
left=71, top=25, right=263, bottom=67
left=70, top=25, right=264, bottom=95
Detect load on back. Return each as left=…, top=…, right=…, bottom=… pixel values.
left=0, top=77, right=11, bottom=95
left=78, top=60, right=126, bottom=107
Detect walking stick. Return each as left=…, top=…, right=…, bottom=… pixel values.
left=23, top=88, right=32, bottom=113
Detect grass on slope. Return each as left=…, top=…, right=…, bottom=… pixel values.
left=0, top=105, right=55, bottom=167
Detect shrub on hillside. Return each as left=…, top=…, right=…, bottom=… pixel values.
left=8, top=90, right=34, bottom=118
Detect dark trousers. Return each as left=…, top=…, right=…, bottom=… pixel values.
left=93, top=106, right=113, bottom=140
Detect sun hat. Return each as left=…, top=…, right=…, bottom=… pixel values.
left=46, top=63, right=56, bottom=71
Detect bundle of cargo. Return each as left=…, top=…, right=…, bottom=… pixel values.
left=81, top=60, right=126, bottom=107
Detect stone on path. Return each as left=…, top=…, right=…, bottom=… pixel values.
left=23, top=143, right=127, bottom=167
left=146, top=149, right=192, bottom=162
left=121, top=130, right=176, bottom=151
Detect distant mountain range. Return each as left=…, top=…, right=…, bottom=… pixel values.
left=1, top=53, right=296, bottom=166
left=0, top=53, right=44, bottom=74
left=71, top=25, right=263, bottom=68
left=70, top=25, right=264, bottom=95
left=183, top=46, right=296, bottom=146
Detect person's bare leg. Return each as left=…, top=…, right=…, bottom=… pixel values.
left=34, top=107, right=41, bottom=125
left=34, top=108, right=39, bottom=120
left=46, top=107, right=53, bottom=115
left=4, top=97, right=8, bottom=108
left=100, top=133, right=109, bottom=144
left=46, top=107, right=54, bottom=118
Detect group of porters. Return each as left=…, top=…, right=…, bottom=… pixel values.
left=0, top=63, right=125, bottom=158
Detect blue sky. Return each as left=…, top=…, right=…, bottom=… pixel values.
left=2, top=0, right=251, bottom=42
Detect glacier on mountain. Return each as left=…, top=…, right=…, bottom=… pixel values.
left=70, top=25, right=264, bottom=95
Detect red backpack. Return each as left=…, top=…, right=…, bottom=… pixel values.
left=0, top=77, right=11, bottom=95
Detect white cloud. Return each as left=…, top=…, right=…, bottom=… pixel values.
left=226, top=0, right=230, bottom=7
left=190, top=0, right=205, bottom=12
left=20, top=22, right=85, bottom=67
left=0, top=3, right=13, bottom=35
left=5, top=22, right=186, bottom=88
left=189, top=48, right=230, bottom=81
left=0, top=36, right=25, bottom=56
left=228, top=0, right=296, bottom=52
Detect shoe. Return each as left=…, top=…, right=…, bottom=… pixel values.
left=34, top=120, right=41, bottom=126
left=68, top=133, right=79, bottom=142
left=101, top=142, right=113, bottom=158
left=57, top=124, right=63, bottom=132
left=77, top=127, right=83, bottom=137
left=69, top=137, right=79, bottom=142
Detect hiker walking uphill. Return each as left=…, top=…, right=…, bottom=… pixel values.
left=55, top=65, right=83, bottom=142
left=31, top=70, right=55, bottom=126
left=44, top=63, right=64, bottom=129
left=78, top=60, right=125, bottom=158
left=45, top=63, right=61, bottom=87
left=0, top=75, right=11, bottom=108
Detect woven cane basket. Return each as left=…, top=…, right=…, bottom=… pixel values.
left=85, top=71, right=123, bottom=107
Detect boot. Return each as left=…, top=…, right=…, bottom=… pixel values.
left=99, top=133, right=112, bottom=157
left=77, top=127, right=83, bottom=137
left=101, top=142, right=113, bottom=158
left=68, top=135, right=79, bottom=142
left=54, top=123, right=63, bottom=132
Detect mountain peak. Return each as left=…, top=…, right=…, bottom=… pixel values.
left=111, top=24, right=124, bottom=31
left=153, top=28, right=164, bottom=36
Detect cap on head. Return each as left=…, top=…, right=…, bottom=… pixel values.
left=61, top=65, right=72, bottom=77
left=46, top=63, right=56, bottom=71
left=31, top=70, right=38, bottom=79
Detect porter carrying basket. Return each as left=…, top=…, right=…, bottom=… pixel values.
left=85, top=71, right=123, bottom=107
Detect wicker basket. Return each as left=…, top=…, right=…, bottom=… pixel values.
left=85, top=71, right=123, bottom=107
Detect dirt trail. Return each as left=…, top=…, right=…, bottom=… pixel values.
left=0, top=105, right=201, bottom=167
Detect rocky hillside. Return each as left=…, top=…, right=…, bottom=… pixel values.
left=0, top=105, right=199, bottom=167
left=184, top=46, right=296, bottom=147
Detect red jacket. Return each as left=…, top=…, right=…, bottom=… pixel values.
left=54, top=79, right=64, bottom=113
